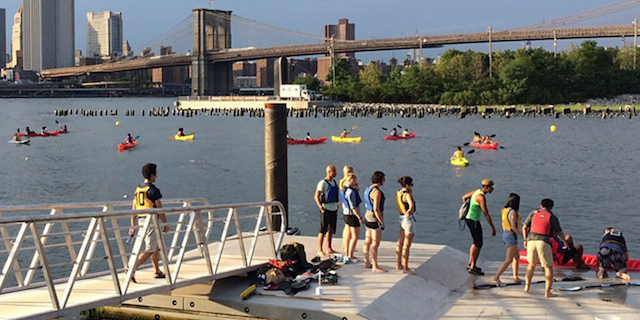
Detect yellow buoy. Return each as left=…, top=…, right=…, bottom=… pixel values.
left=550, top=125, right=557, bottom=132
left=115, top=121, right=120, bottom=126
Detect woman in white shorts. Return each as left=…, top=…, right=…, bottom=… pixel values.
left=396, top=176, right=416, bottom=274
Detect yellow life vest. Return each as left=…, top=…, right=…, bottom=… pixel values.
left=501, top=207, right=521, bottom=231
left=396, top=189, right=413, bottom=215
left=133, top=185, right=156, bottom=217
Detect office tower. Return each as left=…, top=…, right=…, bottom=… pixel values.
left=23, top=0, right=75, bottom=71
left=9, top=4, right=22, bottom=68
left=0, top=8, right=6, bottom=68
left=324, top=18, right=355, bottom=58
left=86, top=11, right=123, bottom=58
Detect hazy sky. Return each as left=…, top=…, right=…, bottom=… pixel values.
left=2, top=0, right=639, bottom=61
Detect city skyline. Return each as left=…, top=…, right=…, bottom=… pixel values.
left=2, top=0, right=639, bottom=63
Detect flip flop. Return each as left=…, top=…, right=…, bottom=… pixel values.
left=154, top=272, right=166, bottom=279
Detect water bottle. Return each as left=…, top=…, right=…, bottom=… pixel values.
left=126, top=230, right=135, bottom=244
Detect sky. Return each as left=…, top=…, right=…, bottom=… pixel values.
left=2, top=0, right=639, bottom=62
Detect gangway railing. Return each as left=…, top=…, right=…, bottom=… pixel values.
left=0, top=199, right=286, bottom=320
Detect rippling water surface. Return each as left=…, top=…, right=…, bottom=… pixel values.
left=1, top=97, right=638, bottom=262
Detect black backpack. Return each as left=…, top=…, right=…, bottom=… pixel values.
left=279, top=242, right=312, bottom=271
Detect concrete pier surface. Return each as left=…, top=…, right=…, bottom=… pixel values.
left=116, top=235, right=640, bottom=320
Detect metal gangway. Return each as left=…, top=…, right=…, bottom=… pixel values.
left=0, top=198, right=286, bottom=320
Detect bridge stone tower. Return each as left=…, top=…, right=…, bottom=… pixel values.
left=192, top=9, right=233, bottom=96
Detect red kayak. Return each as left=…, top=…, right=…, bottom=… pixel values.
left=470, top=141, right=497, bottom=149
left=518, top=249, right=640, bottom=271
left=118, top=140, right=138, bottom=152
left=287, top=137, right=327, bottom=145
left=385, top=133, right=416, bottom=140
left=19, top=130, right=62, bottom=137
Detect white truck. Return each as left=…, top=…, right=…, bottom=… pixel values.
left=279, top=84, right=318, bottom=101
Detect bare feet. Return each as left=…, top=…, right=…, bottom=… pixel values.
left=524, top=283, right=530, bottom=293
left=513, top=278, right=522, bottom=283
left=318, top=251, right=328, bottom=257
left=403, top=268, right=417, bottom=275
left=617, top=272, right=631, bottom=281
left=545, top=291, right=557, bottom=298
left=396, top=264, right=403, bottom=270
left=373, top=267, right=388, bottom=273
left=328, top=249, right=338, bottom=255
left=493, top=276, right=503, bottom=285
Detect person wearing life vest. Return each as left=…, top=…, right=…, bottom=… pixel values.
left=402, top=129, right=409, bottom=137
left=451, top=146, right=464, bottom=161
left=549, top=234, right=589, bottom=270
left=522, top=198, right=568, bottom=298
left=340, top=129, right=349, bottom=139
left=473, top=133, right=482, bottom=143
left=493, top=193, right=524, bottom=284
left=305, top=132, right=312, bottom=141
left=396, top=176, right=417, bottom=275
left=340, top=173, right=362, bottom=264
left=127, top=163, right=169, bottom=283
left=389, top=127, right=398, bottom=137
left=597, top=227, right=630, bottom=280
left=461, top=179, right=497, bottom=276
left=124, top=133, right=135, bottom=144
left=314, top=165, right=339, bottom=257
left=363, top=171, right=387, bottom=273
left=339, top=165, right=354, bottom=257
left=177, top=127, right=185, bottom=137
left=41, top=126, right=48, bottom=134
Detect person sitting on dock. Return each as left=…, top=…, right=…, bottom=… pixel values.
left=597, top=227, right=630, bottom=280
left=389, top=127, right=398, bottom=137
left=41, top=126, right=48, bottom=134
left=177, top=128, right=185, bottom=137
left=128, top=163, right=169, bottom=282
left=124, top=133, right=135, bottom=144
left=305, top=132, right=312, bottom=141
left=402, top=129, right=410, bottom=137
left=451, top=147, right=464, bottom=161
left=473, top=133, right=482, bottom=142
left=340, top=129, right=349, bottom=138
left=550, top=234, right=589, bottom=270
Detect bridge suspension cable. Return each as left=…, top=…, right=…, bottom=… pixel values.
left=515, top=0, right=640, bottom=30
left=133, top=15, right=193, bottom=54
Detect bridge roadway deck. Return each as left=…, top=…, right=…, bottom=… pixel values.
left=0, top=235, right=276, bottom=320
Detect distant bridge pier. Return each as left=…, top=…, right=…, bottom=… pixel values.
left=192, top=9, right=233, bottom=96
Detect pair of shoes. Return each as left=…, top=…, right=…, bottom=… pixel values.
left=468, top=265, right=482, bottom=273
left=154, top=272, right=166, bottom=279
left=350, top=257, right=359, bottom=264
left=334, top=254, right=344, bottom=263
left=311, top=256, right=321, bottom=263
left=468, top=268, right=484, bottom=276
left=344, top=257, right=352, bottom=265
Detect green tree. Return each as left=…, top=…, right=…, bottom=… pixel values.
left=293, top=75, right=321, bottom=91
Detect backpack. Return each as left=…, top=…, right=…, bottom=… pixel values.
left=321, top=179, right=339, bottom=204
left=279, top=242, right=312, bottom=271
left=458, top=198, right=470, bottom=230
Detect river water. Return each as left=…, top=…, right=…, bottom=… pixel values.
left=0, top=97, right=638, bottom=262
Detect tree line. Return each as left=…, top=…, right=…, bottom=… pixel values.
left=295, top=41, right=640, bottom=105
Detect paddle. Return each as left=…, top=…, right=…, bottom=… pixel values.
left=499, top=146, right=505, bottom=149
left=466, top=149, right=475, bottom=155
left=474, top=276, right=584, bottom=290
left=397, top=124, right=403, bottom=129
left=463, top=142, right=470, bottom=146
left=490, top=134, right=496, bottom=138
left=382, top=127, right=388, bottom=131
left=558, top=282, right=640, bottom=292
left=474, top=131, right=480, bottom=136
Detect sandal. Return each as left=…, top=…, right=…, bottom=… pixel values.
left=154, top=272, right=166, bottom=279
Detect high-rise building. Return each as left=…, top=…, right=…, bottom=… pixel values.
left=123, top=40, right=132, bottom=57
left=0, top=8, right=6, bottom=69
left=23, top=0, right=75, bottom=71
left=86, top=11, right=123, bottom=58
left=9, top=4, right=23, bottom=69
left=324, top=18, right=355, bottom=58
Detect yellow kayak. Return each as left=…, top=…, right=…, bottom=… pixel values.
left=450, top=157, right=469, bottom=167
left=175, top=133, right=195, bottom=141
left=331, top=136, right=362, bottom=143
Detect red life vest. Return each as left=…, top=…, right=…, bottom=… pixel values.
left=550, top=236, right=565, bottom=263
left=530, top=209, right=552, bottom=236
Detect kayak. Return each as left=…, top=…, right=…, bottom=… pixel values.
left=8, top=139, right=30, bottom=145
left=385, top=133, right=416, bottom=140
left=518, top=249, right=640, bottom=272
left=331, top=136, right=362, bottom=143
left=470, top=141, right=498, bottom=149
left=288, top=137, right=327, bottom=145
left=450, top=157, right=469, bottom=167
left=118, top=140, right=138, bottom=152
left=19, top=130, right=62, bottom=137
left=175, top=133, right=195, bottom=141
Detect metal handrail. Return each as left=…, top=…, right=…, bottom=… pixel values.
left=0, top=199, right=287, bottom=317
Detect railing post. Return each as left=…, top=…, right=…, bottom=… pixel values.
left=195, top=211, right=214, bottom=275
left=29, top=222, right=61, bottom=310
left=80, top=206, right=111, bottom=276
left=168, top=201, right=191, bottom=261
left=231, top=209, right=248, bottom=267
left=62, top=218, right=98, bottom=308
left=97, top=218, right=122, bottom=296
left=246, top=206, right=265, bottom=266
left=123, top=214, right=152, bottom=295
left=152, top=214, right=173, bottom=286
left=0, top=210, right=24, bottom=287
left=171, top=211, right=197, bottom=283
left=212, top=208, right=234, bottom=274
left=0, top=223, right=28, bottom=293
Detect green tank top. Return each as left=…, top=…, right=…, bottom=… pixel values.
left=466, top=189, right=484, bottom=222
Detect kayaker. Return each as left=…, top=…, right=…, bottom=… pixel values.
left=549, top=234, right=589, bottom=270
left=61, top=125, right=68, bottom=133
left=305, top=132, right=312, bottom=141
left=177, top=128, right=185, bottom=137
left=286, top=131, right=292, bottom=140
left=314, top=165, right=339, bottom=257
left=402, top=129, right=409, bottom=137
left=340, top=129, right=349, bottom=139
left=522, top=198, right=569, bottom=298
left=473, top=134, right=482, bottom=142
left=128, top=163, right=169, bottom=282
left=363, top=171, right=387, bottom=273
left=483, top=135, right=492, bottom=144
left=340, top=173, right=362, bottom=264
left=25, top=127, right=32, bottom=134
left=389, top=127, right=398, bottom=137
left=597, top=227, right=630, bottom=280
left=451, top=147, right=464, bottom=161
left=339, top=165, right=355, bottom=258
left=124, top=133, right=135, bottom=144
left=461, top=179, right=497, bottom=275
left=493, top=193, right=523, bottom=284
left=396, top=176, right=416, bottom=275
left=41, top=126, right=48, bottom=134
left=12, top=133, right=21, bottom=142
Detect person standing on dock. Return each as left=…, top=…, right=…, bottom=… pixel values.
left=340, top=173, right=363, bottom=264
left=128, top=163, right=169, bottom=282
left=493, top=193, right=523, bottom=284
left=522, top=199, right=568, bottom=298
left=396, top=176, right=416, bottom=274
left=461, top=179, right=496, bottom=276
left=314, top=165, right=339, bottom=257
left=363, top=171, right=387, bottom=273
